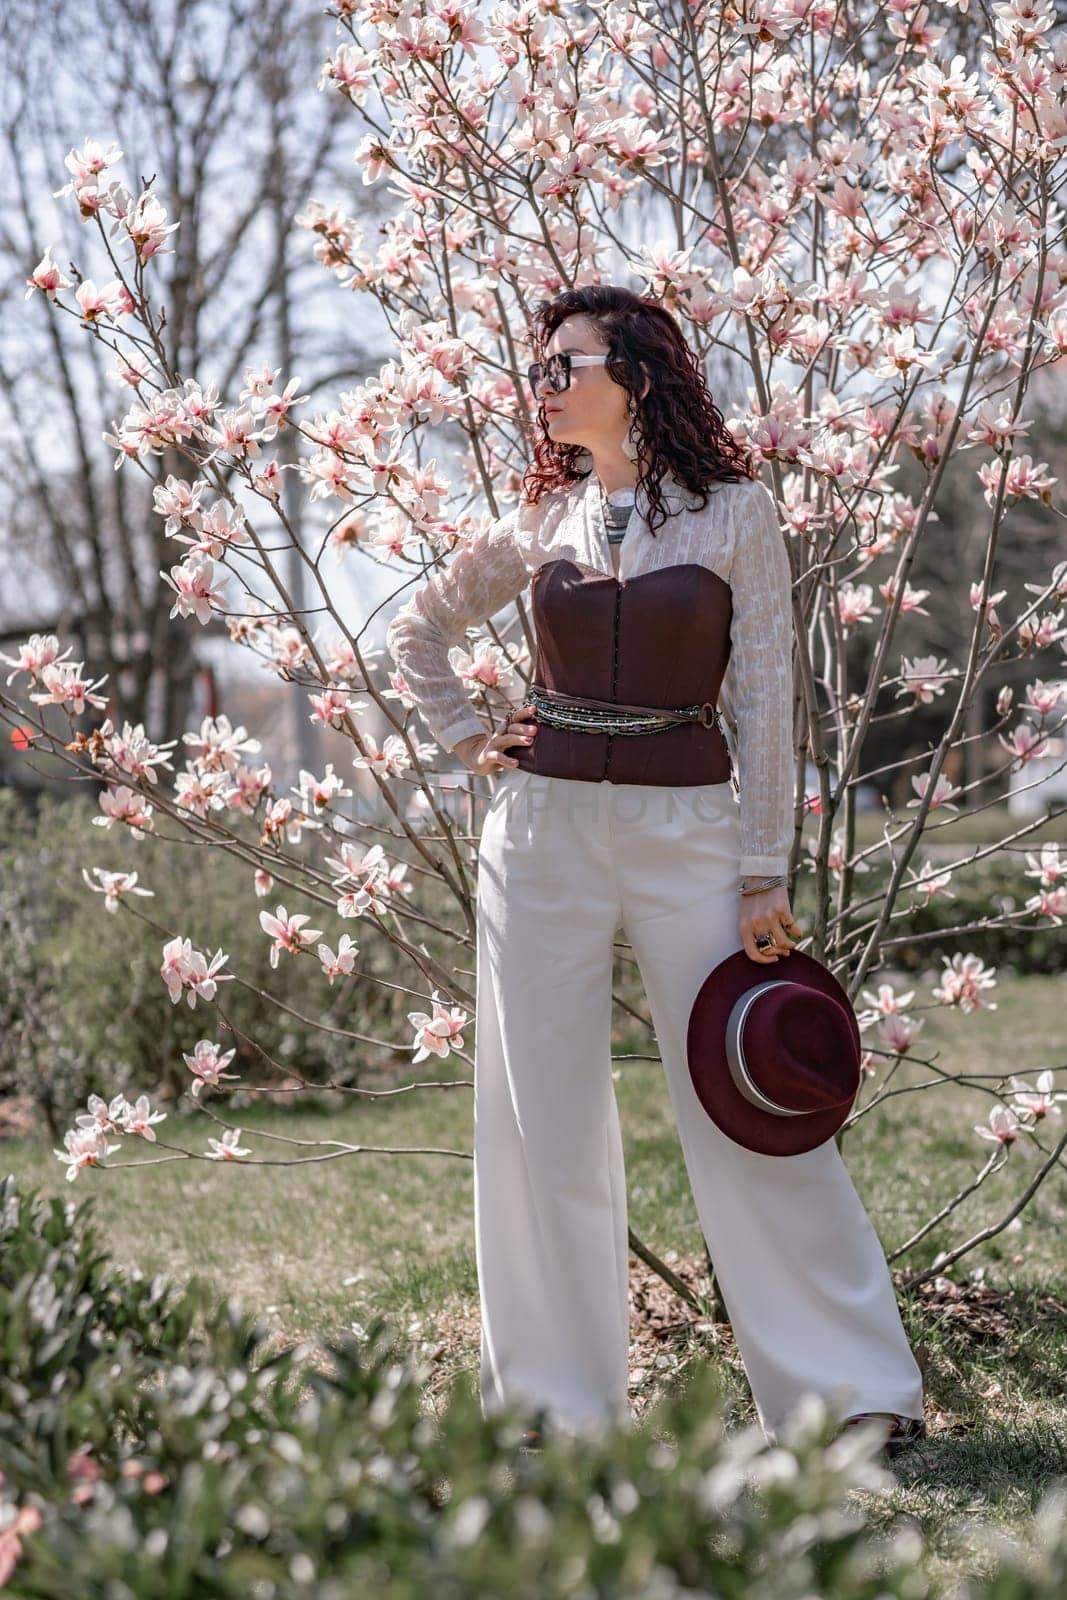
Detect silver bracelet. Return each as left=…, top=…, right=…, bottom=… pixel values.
left=740, top=874, right=786, bottom=897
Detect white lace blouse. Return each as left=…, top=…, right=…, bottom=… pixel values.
left=385, top=472, right=795, bottom=877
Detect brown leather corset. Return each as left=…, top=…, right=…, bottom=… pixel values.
left=511, top=558, right=734, bottom=787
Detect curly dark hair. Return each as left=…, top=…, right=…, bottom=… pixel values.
left=520, top=285, right=756, bottom=536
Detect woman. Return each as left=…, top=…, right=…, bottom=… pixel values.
left=386, top=285, right=925, bottom=1456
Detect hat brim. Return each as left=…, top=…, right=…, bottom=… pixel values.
left=686, top=947, right=862, bottom=1157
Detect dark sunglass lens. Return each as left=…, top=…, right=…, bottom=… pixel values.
left=527, top=364, right=543, bottom=390
left=546, top=354, right=568, bottom=390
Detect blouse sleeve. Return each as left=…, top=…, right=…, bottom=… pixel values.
left=717, top=480, right=796, bottom=878
left=385, top=506, right=531, bottom=752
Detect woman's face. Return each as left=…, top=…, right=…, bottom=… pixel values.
left=538, top=314, right=639, bottom=458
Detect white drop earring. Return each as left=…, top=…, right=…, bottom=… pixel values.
left=621, top=404, right=641, bottom=462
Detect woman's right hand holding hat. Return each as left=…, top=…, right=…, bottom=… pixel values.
left=739, top=878, right=803, bottom=963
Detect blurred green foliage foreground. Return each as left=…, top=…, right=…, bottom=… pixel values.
left=1, top=1174, right=1065, bottom=1600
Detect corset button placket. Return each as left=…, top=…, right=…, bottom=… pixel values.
left=597, top=484, right=636, bottom=782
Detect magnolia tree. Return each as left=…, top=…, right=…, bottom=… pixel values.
left=4, top=0, right=1067, bottom=1305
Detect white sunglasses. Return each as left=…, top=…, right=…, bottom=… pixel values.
left=526, top=353, right=610, bottom=394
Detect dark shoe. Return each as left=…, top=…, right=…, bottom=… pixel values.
left=836, top=1411, right=926, bottom=1462
left=883, top=1415, right=927, bottom=1460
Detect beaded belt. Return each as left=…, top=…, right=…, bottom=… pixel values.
left=524, top=684, right=722, bottom=737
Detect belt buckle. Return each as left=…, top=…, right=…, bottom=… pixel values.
left=698, top=702, right=717, bottom=728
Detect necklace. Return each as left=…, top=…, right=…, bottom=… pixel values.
left=600, top=485, right=636, bottom=546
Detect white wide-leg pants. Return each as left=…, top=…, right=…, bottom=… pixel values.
left=473, top=768, right=925, bottom=1442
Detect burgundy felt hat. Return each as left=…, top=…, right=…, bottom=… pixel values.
left=686, top=947, right=862, bottom=1157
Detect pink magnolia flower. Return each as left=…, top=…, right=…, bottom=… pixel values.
left=301, top=444, right=360, bottom=503
left=92, top=785, right=155, bottom=839
left=897, top=655, right=956, bottom=703
left=323, top=840, right=385, bottom=882
left=327, top=509, right=371, bottom=558
left=81, top=867, right=154, bottom=912
left=455, top=639, right=513, bottom=691
left=53, top=1126, right=121, bottom=1182
left=101, top=720, right=178, bottom=784
left=324, top=637, right=364, bottom=682
left=1008, top=1069, right=1066, bottom=1123
left=407, top=990, right=468, bottom=1062
left=319, top=43, right=375, bottom=99
left=259, top=905, right=325, bottom=968
left=186, top=945, right=234, bottom=1005
left=837, top=581, right=879, bottom=628
left=182, top=714, right=261, bottom=774
left=877, top=1013, right=924, bottom=1055
left=913, top=52, right=985, bottom=117
left=226, top=764, right=272, bottom=814
left=25, top=244, right=73, bottom=300
left=1024, top=559, right=1067, bottom=604
left=974, top=1104, right=1030, bottom=1157
left=54, top=137, right=123, bottom=191
left=336, top=884, right=378, bottom=918
left=254, top=868, right=274, bottom=897
left=318, top=934, right=359, bottom=984
left=0, top=631, right=70, bottom=685
left=907, top=769, right=961, bottom=810
left=153, top=473, right=206, bottom=534
left=1024, top=884, right=1067, bottom=922
left=183, top=1040, right=240, bottom=1100
left=932, top=952, right=998, bottom=1014
left=874, top=327, right=941, bottom=377
left=160, top=936, right=233, bottom=1008
left=308, top=687, right=353, bottom=729
left=161, top=554, right=227, bottom=625
left=379, top=860, right=412, bottom=899
left=324, top=842, right=391, bottom=917
left=173, top=502, right=252, bottom=560
left=859, top=981, right=916, bottom=1020
left=239, top=359, right=283, bottom=400
left=296, top=763, right=352, bottom=814
left=821, top=828, right=871, bottom=876
left=255, top=375, right=310, bottom=441
left=1021, top=678, right=1064, bottom=718
left=117, top=188, right=179, bottom=263
left=75, top=1092, right=129, bottom=1135
left=962, top=398, right=1034, bottom=452
left=907, top=861, right=954, bottom=903
left=1018, top=609, right=1066, bottom=651
left=261, top=797, right=293, bottom=844
left=969, top=582, right=1007, bottom=612
left=984, top=452, right=1057, bottom=505
left=351, top=731, right=414, bottom=777
left=201, top=405, right=264, bottom=466
left=173, top=761, right=230, bottom=819
left=74, top=277, right=129, bottom=323
left=970, top=582, right=1007, bottom=637
left=109, top=349, right=153, bottom=386
left=997, top=720, right=1048, bottom=769
left=28, top=659, right=109, bottom=714
left=1024, top=843, right=1064, bottom=887
left=206, top=1128, right=251, bottom=1161
left=878, top=576, right=931, bottom=616
left=120, top=1094, right=167, bottom=1141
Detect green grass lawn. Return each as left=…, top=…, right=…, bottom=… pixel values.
left=3, top=972, right=1066, bottom=1596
